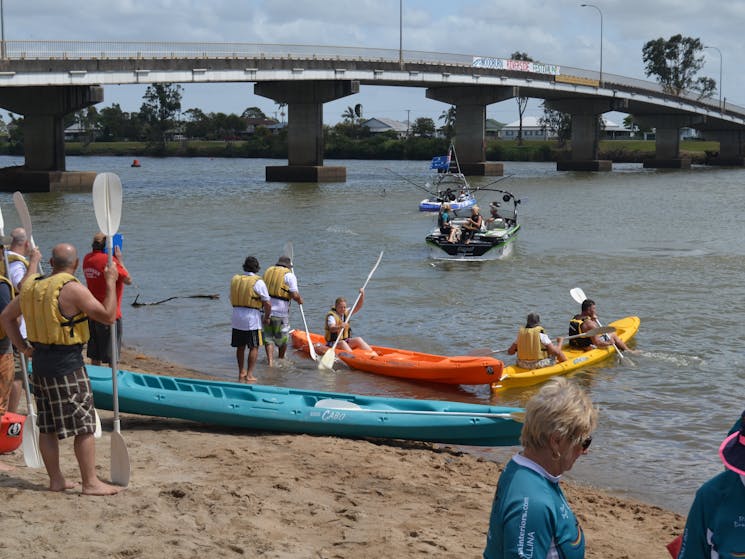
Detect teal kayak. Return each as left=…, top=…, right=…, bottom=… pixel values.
left=86, top=365, right=523, bottom=446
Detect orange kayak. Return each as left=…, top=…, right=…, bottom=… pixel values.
left=290, top=330, right=503, bottom=385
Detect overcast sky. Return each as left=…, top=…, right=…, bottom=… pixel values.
left=5, top=0, right=742, bottom=125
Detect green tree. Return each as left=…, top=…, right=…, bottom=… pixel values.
left=438, top=106, right=456, bottom=141
left=511, top=51, right=534, bottom=145
left=241, top=106, right=267, bottom=120
left=642, top=34, right=716, bottom=98
left=99, top=103, right=130, bottom=141
left=411, top=117, right=436, bottom=138
left=342, top=106, right=356, bottom=123
left=539, top=103, right=571, bottom=147
left=140, top=83, right=183, bottom=149
left=74, top=106, right=100, bottom=146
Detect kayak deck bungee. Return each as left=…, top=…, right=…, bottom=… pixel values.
left=86, top=365, right=523, bottom=447
left=491, top=316, right=640, bottom=392
left=291, top=330, right=503, bottom=385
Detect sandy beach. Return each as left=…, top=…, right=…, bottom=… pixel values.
left=0, top=348, right=685, bottom=559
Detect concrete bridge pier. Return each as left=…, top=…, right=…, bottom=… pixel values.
left=426, top=86, right=513, bottom=176
left=0, top=86, right=102, bottom=192
left=545, top=99, right=612, bottom=171
left=703, top=129, right=745, bottom=166
left=636, top=115, right=693, bottom=169
left=255, top=80, right=359, bottom=182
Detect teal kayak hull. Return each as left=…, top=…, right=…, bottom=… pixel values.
left=87, top=365, right=523, bottom=446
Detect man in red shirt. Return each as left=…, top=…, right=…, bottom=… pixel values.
left=82, top=232, right=132, bottom=365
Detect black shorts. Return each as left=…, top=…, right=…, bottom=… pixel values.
left=86, top=318, right=123, bottom=364
left=231, top=328, right=262, bottom=349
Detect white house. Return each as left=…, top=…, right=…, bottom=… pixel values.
left=361, top=117, right=409, bottom=137
left=497, top=116, right=553, bottom=140
left=498, top=116, right=636, bottom=140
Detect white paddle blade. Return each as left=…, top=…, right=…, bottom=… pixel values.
left=0, top=204, right=5, bottom=232
left=92, top=173, right=123, bottom=235
left=21, top=414, right=43, bottom=469
left=319, top=348, right=336, bottom=370
left=110, top=431, right=130, bottom=487
left=570, top=287, right=587, bottom=304
left=94, top=409, right=102, bottom=439
left=12, top=191, right=33, bottom=240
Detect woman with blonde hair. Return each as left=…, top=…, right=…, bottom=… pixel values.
left=483, top=377, right=598, bottom=559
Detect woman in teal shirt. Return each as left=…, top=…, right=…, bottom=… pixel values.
left=677, top=410, right=745, bottom=559
left=483, top=377, right=598, bottom=559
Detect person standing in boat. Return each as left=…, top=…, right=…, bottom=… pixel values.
left=507, top=312, right=566, bottom=369
left=569, top=299, right=630, bottom=352
left=324, top=290, right=374, bottom=353
left=483, top=376, right=597, bottom=559
left=262, top=255, right=304, bottom=367
left=460, top=205, right=484, bottom=244
left=437, top=203, right=459, bottom=243
left=230, top=256, right=271, bottom=383
left=0, top=243, right=123, bottom=495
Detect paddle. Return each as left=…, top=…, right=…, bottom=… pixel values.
left=570, top=286, right=624, bottom=360
left=0, top=205, right=43, bottom=468
left=13, top=192, right=104, bottom=438
left=467, top=326, right=617, bottom=356
left=298, top=305, right=318, bottom=361
left=319, top=251, right=384, bottom=371
left=92, top=172, right=130, bottom=487
left=314, top=398, right=519, bottom=420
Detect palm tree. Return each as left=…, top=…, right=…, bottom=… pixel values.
left=342, top=106, right=356, bottom=123
left=438, top=106, right=456, bottom=140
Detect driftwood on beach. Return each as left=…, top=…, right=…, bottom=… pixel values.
left=131, top=293, right=220, bottom=307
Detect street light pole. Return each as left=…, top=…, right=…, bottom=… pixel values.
left=704, top=45, right=723, bottom=111
left=1, top=0, right=5, bottom=60
left=580, top=3, right=603, bottom=86
left=399, top=0, right=403, bottom=68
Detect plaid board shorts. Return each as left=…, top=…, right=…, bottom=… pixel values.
left=33, top=367, right=97, bottom=439
left=262, top=316, right=290, bottom=346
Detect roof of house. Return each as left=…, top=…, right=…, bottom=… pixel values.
left=362, top=117, right=409, bottom=132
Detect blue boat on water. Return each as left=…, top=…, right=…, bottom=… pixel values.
left=87, top=365, right=523, bottom=447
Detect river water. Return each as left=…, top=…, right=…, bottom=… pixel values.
left=2, top=154, right=743, bottom=514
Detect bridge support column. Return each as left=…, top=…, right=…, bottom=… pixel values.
left=255, top=80, right=359, bottom=182
left=703, top=130, right=745, bottom=166
left=636, top=115, right=693, bottom=169
left=0, top=86, right=102, bottom=192
left=426, top=86, right=513, bottom=176
left=545, top=99, right=612, bottom=171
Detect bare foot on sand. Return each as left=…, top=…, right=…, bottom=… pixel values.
left=238, top=369, right=248, bottom=383
left=49, top=479, right=79, bottom=492
left=83, top=479, right=125, bottom=496
left=246, top=376, right=257, bottom=384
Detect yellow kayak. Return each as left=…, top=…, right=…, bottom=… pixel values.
left=491, top=316, right=640, bottom=392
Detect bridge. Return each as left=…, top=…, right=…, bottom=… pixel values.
left=0, top=40, right=743, bottom=190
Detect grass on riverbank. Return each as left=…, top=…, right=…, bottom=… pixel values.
left=58, top=138, right=721, bottom=163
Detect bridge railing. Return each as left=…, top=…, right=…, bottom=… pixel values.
left=1, top=40, right=742, bottom=115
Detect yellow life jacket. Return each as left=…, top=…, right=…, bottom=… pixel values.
left=324, top=309, right=350, bottom=342
left=0, top=275, right=12, bottom=339
left=230, top=274, right=263, bottom=310
left=0, top=253, right=29, bottom=287
left=20, top=273, right=90, bottom=345
left=516, top=326, right=547, bottom=361
left=263, top=265, right=291, bottom=301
